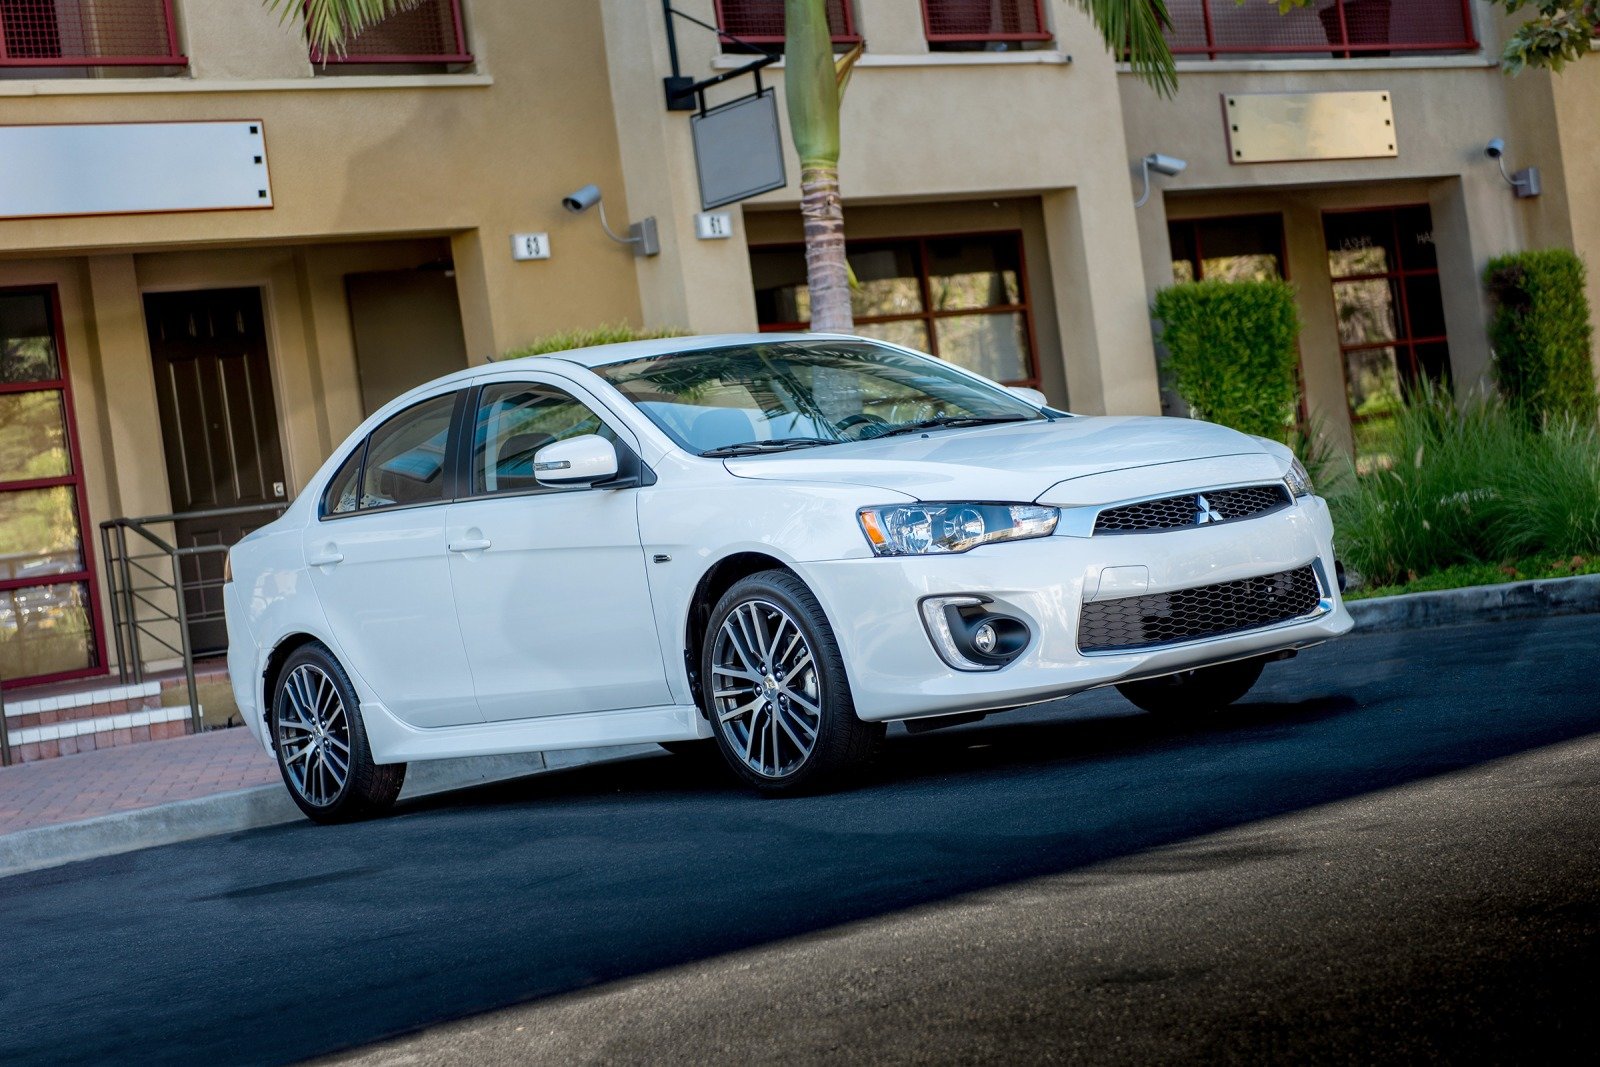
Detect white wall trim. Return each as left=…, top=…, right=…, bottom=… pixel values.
left=711, top=51, right=1072, bottom=71
left=0, top=74, right=492, bottom=98
left=1121, top=55, right=1495, bottom=76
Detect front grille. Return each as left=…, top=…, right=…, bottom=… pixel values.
left=1078, top=565, right=1322, bottom=654
left=1093, top=484, right=1290, bottom=534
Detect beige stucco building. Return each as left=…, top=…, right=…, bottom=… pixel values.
left=0, top=0, right=1596, bottom=692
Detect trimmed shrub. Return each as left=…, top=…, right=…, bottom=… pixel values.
left=1485, top=248, right=1598, bottom=426
left=1152, top=279, right=1301, bottom=441
left=1330, top=388, right=1600, bottom=586
left=504, top=322, right=686, bottom=359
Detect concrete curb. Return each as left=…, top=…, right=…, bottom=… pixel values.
left=0, top=743, right=660, bottom=880
left=1346, top=572, right=1600, bottom=633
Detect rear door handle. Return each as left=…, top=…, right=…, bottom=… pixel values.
left=307, top=551, right=344, bottom=567
left=448, top=538, right=492, bottom=553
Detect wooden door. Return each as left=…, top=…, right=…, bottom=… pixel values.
left=143, top=288, right=287, bottom=653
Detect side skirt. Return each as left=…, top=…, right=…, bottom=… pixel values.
left=361, top=702, right=707, bottom=765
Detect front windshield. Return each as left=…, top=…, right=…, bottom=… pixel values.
left=592, top=340, right=1046, bottom=455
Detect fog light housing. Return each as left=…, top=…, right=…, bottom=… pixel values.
left=919, top=595, right=1031, bottom=672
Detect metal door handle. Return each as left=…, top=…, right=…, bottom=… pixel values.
left=307, top=551, right=344, bottom=567
left=448, top=538, right=492, bottom=553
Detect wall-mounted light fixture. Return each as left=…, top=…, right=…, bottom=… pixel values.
left=1134, top=153, right=1188, bottom=208
left=1485, top=139, right=1541, bottom=199
left=561, top=184, right=661, bottom=256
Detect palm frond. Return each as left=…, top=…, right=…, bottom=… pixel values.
left=1073, top=0, right=1179, bottom=98
left=263, top=0, right=423, bottom=58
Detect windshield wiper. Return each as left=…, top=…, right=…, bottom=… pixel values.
left=701, top=437, right=833, bottom=458
left=871, top=414, right=1035, bottom=439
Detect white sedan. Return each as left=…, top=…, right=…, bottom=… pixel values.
left=225, top=335, right=1352, bottom=821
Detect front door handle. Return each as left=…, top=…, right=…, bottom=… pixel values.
left=307, top=550, right=344, bottom=567
left=448, top=538, right=492, bottom=553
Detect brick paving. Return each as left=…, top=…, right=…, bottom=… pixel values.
left=0, top=727, right=279, bottom=837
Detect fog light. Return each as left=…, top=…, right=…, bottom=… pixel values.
left=974, top=623, right=998, bottom=655
left=919, top=595, right=1030, bottom=672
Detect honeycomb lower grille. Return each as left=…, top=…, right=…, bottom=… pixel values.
left=1078, top=565, right=1322, bottom=654
left=1094, top=484, right=1290, bottom=534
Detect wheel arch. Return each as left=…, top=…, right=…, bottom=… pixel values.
left=682, top=551, right=797, bottom=716
left=260, top=632, right=329, bottom=729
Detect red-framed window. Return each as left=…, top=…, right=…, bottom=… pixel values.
left=750, top=231, right=1041, bottom=388
left=1323, top=205, right=1452, bottom=464
left=0, top=0, right=184, bottom=67
left=714, top=0, right=861, bottom=51
left=922, top=1, right=1052, bottom=46
left=0, top=286, right=106, bottom=688
left=311, top=0, right=472, bottom=66
left=1161, top=0, right=1476, bottom=59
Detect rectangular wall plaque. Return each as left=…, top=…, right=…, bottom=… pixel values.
left=0, top=121, right=271, bottom=220
left=1224, top=91, right=1396, bottom=164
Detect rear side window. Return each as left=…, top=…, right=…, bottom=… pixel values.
left=321, top=392, right=457, bottom=517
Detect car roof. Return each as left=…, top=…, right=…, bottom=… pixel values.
left=495, top=332, right=858, bottom=372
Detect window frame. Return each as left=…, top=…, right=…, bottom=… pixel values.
left=920, top=0, right=1053, bottom=45
left=712, top=0, right=861, bottom=48
left=460, top=379, right=630, bottom=502
left=0, top=284, right=107, bottom=687
left=309, top=0, right=473, bottom=66
left=749, top=229, right=1042, bottom=389
left=0, top=0, right=187, bottom=69
left=1160, top=0, right=1478, bottom=60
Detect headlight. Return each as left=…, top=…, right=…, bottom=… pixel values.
left=857, top=503, right=1059, bottom=556
left=1285, top=457, right=1314, bottom=499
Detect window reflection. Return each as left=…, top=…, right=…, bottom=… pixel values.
left=0, top=486, right=84, bottom=580
left=0, top=292, right=61, bottom=384
left=0, top=392, right=71, bottom=483
left=0, top=581, right=95, bottom=680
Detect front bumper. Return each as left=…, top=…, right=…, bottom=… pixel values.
left=804, top=496, right=1353, bottom=722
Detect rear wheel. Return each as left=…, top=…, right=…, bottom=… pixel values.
left=270, top=644, right=405, bottom=823
left=1116, top=657, right=1267, bottom=716
left=702, top=571, right=882, bottom=794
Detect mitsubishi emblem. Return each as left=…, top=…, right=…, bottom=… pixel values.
left=1194, top=494, right=1225, bottom=525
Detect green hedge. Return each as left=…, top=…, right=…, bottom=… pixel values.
left=503, top=322, right=686, bottom=359
left=1485, top=248, right=1598, bottom=427
left=1152, top=279, right=1301, bottom=441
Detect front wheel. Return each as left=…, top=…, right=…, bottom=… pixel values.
left=271, top=644, right=405, bottom=823
left=1115, top=657, right=1267, bottom=716
left=702, top=571, right=883, bottom=794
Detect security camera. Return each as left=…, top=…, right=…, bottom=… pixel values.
left=1485, top=138, right=1506, bottom=160
left=1145, top=153, right=1188, bottom=177
left=561, top=184, right=602, bottom=213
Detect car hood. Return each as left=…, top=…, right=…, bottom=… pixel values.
left=721, top=416, right=1271, bottom=502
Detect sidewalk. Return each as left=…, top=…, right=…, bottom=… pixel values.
left=0, top=726, right=278, bottom=837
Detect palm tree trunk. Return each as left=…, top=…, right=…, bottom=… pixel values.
left=800, top=164, right=851, bottom=332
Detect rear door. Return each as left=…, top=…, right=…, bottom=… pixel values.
left=302, top=389, right=481, bottom=729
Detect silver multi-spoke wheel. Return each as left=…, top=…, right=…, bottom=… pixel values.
left=275, top=663, right=352, bottom=808
left=711, top=599, right=822, bottom=779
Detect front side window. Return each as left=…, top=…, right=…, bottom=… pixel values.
left=594, top=340, right=1044, bottom=456
left=471, top=383, right=616, bottom=496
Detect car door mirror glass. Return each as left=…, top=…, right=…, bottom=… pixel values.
left=533, top=434, right=619, bottom=487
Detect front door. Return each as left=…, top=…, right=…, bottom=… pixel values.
left=144, top=288, right=288, bottom=652
left=445, top=378, right=671, bottom=722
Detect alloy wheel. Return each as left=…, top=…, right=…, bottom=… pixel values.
left=710, top=599, right=822, bottom=779
left=275, top=663, right=353, bottom=807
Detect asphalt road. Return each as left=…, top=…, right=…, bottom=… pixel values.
left=3, top=615, right=1598, bottom=1065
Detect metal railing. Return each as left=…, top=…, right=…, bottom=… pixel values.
left=98, top=503, right=287, bottom=736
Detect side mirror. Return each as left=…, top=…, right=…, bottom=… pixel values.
left=1006, top=385, right=1049, bottom=409
left=533, top=434, right=619, bottom=487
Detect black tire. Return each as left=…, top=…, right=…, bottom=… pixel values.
left=1115, top=656, right=1267, bottom=716
left=270, top=643, right=405, bottom=823
left=701, top=570, right=883, bottom=794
